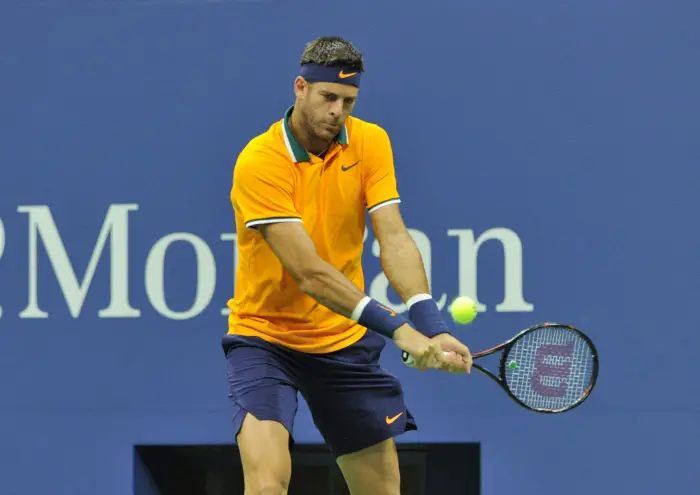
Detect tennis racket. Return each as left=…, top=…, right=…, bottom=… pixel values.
left=401, top=322, right=599, bottom=414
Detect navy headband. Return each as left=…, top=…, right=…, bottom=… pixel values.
left=299, top=63, right=362, bottom=88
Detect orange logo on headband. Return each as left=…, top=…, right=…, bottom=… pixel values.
left=339, top=70, right=357, bottom=79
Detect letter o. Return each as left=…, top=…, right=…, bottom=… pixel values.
left=145, top=233, right=216, bottom=320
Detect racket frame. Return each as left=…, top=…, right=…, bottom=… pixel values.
left=403, top=322, right=600, bottom=414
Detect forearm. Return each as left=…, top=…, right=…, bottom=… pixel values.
left=380, top=233, right=451, bottom=338
left=299, top=260, right=413, bottom=339
left=379, top=233, right=430, bottom=303
left=298, top=260, right=366, bottom=318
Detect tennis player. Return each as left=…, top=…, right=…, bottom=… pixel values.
left=223, top=36, right=473, bottom=495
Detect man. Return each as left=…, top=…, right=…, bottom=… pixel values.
left=223, top=36, right=473, bottom=495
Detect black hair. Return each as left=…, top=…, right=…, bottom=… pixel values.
left=300, top=36, right=364, bottom=71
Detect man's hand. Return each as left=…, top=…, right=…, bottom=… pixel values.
left=431, top=333, right=473, bottom=374
left=392, top=324, right=447, bottom=371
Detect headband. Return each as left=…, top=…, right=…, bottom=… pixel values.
left=299, top=63, right=362, bottom=88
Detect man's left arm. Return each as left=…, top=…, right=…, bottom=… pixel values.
left=362, top=125, right=471, bottom=372
left=370, top=204, right=472, bottom=373
left=369, top=204, right=430, bottom=305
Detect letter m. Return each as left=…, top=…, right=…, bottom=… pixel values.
left=17, top=204, right=140, bottom=318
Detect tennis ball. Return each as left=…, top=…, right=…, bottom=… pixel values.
left=508, top=360, right=518, bottom=369
left=449, top=296, right=478, bottom=325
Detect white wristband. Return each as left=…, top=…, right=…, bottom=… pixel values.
left=406, top=293, right=432, bottom=309
left=351, top=296, right=372, bottom=322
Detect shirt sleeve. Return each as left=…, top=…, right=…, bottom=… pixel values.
left=363, top=125, right=402, bottom=214
left=231, top=152, right=302, bottom=229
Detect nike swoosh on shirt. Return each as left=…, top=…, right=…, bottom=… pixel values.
left=341, top=160, right=360, bottom=171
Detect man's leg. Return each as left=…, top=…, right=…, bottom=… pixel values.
left=336, top=438, right=401, bottom=495
left=224, top=336, right=300, bottom=495
left=237, top=413, right=292, bottom=495
left=302, top=330, right=416, bottom=495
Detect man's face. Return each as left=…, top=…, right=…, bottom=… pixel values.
left=296, top=79, right=358, bottom=141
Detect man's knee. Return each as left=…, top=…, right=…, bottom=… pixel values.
left=237, top=413, right=292, bottom=495
left=337, top=438, right=401, bottom=495
left=241, top=459, right=290, bottom=495
left=245, top=478, right=289, bottom=495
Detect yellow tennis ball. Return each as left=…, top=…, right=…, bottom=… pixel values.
left=449, top=296, right=478, bottom=324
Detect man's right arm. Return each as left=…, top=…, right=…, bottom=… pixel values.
left=257, top=221, right=365, bottom=318
left=232, top=155, right=365, bottom=317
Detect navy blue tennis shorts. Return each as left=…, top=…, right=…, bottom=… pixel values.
left=223, top=329, right=417, bottom=458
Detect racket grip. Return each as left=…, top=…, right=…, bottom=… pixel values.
left=401, top=350, right=450, bottom=367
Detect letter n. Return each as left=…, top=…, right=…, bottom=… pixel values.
left=448, top=228, right=534, bottom=312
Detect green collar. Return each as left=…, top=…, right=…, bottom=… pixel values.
left=281, top=106, right=348, bottom=163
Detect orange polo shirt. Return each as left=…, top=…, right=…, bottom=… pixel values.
left=225, top=106, right=401, bottom=354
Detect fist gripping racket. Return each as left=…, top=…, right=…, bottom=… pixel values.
left=401, top=323, right=599, bottom=414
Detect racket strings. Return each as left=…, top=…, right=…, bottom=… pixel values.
left=505, top=327, right=594, bottom=411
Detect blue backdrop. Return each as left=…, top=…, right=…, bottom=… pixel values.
left=1, top=1, right=698, bottom=494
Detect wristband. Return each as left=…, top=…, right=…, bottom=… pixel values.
left=407, top=295, right=451, bottom=338
left=352, top=297, right=408, bottom=339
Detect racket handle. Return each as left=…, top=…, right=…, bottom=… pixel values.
left=401, top=350, right=450, bottom=367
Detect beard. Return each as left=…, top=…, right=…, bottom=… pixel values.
left=300, top=107, right=338, bottom=143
